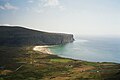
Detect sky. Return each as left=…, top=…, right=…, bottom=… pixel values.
left=0, top=0, right=120, bottom=36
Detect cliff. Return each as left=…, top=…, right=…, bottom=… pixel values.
left=0, top=26, right=74, bottom=46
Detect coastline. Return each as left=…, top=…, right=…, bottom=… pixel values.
left=33, top=45, right=120, bottom=64
left=1, top=46, right=120, bottom=80
left=33, top=46, right=53, bottom=54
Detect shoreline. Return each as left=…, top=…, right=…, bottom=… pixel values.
left=33, top=46, right=119, bottom=64
left=32, top=45, right=120, bottom=64
left=33, top=46, right=53, bottom=54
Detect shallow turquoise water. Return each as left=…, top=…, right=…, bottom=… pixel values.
left=49, top=36, right=120, bottom=63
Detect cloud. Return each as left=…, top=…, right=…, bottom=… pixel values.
left=0, top=2, right=18, bottom=10
left=28, top=0, right=34, bottom=3
left=44, top=0, right=59, bottom=7
left=0, top=24, right=11, bottom=26
left=36, top=9, right=44, bottom=13
left=0, top=24, right=26, bottom=27
left=26, top=0, right=66, bottom=14
left=0, top=6, right=5, bottom=10
left=42, top=0, right=65, bottom=11
left=59, top=6, right=66, bottom=11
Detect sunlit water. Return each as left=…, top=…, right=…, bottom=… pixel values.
left=49, top=36, right=120, bottom=63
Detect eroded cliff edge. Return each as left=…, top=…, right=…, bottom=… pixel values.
left=0, top=26, right=74, bottom=46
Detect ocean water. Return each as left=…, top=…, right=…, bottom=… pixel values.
left=49, top=36, right=120, bottom=63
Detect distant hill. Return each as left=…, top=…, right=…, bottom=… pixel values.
left=0, top=26, right=74, bottom=46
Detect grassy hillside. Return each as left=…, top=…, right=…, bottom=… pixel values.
left=0, top=46, right=120, bottom=80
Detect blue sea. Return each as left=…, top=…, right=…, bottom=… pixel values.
left=50, top=36, right=120, bottom=63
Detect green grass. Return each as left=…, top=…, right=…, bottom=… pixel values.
left=50, top=58, right=72, bottom=63
left=82, top=61, right=98, bottom=67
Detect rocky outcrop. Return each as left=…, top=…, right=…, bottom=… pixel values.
left=0, top=26, right=74, bottom=46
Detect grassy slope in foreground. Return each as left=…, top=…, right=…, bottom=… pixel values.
left=0, top=46, right=120, bottom=80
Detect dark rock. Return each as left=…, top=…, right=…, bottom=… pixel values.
left=0, top=26, right=74, bottom=46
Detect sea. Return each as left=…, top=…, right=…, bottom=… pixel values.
left=49, top=36, right=120, bottom=63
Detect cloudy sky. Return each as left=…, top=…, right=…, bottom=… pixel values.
left=0, top=0, right=120, bottom=36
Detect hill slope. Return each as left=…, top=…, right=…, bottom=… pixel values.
left=0, top=26, right=74, bottom=46
left=0, top=46, right=120, bottom=80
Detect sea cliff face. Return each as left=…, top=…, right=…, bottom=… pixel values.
left=0, top=26, right=74, bottom=46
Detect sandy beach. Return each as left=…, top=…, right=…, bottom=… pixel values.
left=33, top=46, right=53, bottom=54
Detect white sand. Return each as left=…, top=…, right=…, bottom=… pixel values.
left=33, top=46, right=53, bottom=54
